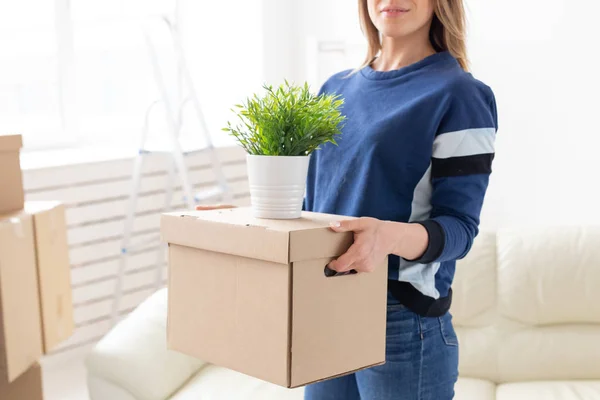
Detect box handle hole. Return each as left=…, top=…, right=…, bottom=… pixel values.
left=324, top=266, right=357, bottom=278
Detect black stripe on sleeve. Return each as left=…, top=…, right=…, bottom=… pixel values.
left=431, top=153, right=494, bottom=178
left=388, top=280, right=453, bottom=317
left=403, top=220, right=445, bottom=264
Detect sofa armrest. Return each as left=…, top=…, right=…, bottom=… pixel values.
left=85, top=288, right=205, bottom=400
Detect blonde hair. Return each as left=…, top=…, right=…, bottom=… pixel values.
left=358, top=0, right=469, bottom=71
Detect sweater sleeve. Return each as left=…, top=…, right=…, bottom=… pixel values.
left=411, top=79, right=498, bottom=263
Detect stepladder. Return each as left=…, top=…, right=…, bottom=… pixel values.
left=111, top=15, right=232, bottom=324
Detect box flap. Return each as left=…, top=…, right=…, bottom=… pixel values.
left=25, top=201, right=74, bottom=353
left=0, top=135, right=22, bottom=152
left=161, top=209, right=290, bottom=264
left=160, top=207, right=355, bottom=264
left=0, top=212, right=43, bottom=382
left=289, top=228, right=354, bottom=262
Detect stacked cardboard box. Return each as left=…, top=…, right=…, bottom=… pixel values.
left=0, top=135, right=25, bottom=214
left=0, top=134, right=74, bottom=398
left=0, top=363, right=43, bottom=400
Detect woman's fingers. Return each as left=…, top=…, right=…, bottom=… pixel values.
left=328, top=220, right=362, bottom=272
left=328, top=218, right=379, bottom=274
left=329, top=218, right=366, bottom=233
left=328, top=243, right=360, bottom=272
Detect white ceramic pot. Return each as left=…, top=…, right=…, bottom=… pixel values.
left=246, top=154, right=311, bottom=219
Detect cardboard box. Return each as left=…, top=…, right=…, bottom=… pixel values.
left=0, top=135, right=25, bottom=214
left=0, top=362, right=43, bottom=400
left=0, top=212, right=43, bottom=382
left=162, top=207, right=388, bottom=388
left=26, top=201, right=74, bottom=353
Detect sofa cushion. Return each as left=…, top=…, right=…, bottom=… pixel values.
left=497, top=325, right=600, bottom=383
left=496, top=381, right=600, bottom=400
left=452, top=231, right=497, bottom=327
left=171, top=365, right=304, bottom=400
left=497, top=226, right=600, bottom=326
left=495, top=226, right=600, bottom=382
left=452, top=232, right=499, bottom=382
left=455, top=377, right=496, bottom=400
left=455, top=326, right=498, bottom=383
left=85, top=289, right=205, bottom=400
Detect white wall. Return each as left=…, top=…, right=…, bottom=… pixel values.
left=179, top=0, right=263, bottom=148
left=466, top=0, right=600, bottom=228
left=279, top=0, right=600, bottom=228
left=262, top=0, right=297, bottom=85
left=291, top=0, right=363, bottom=84
left=46, top=0, right=265, bottom=149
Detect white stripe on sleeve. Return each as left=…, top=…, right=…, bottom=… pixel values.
left=432, top=128, right=496, bottom=159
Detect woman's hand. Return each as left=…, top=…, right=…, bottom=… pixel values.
left=327, top=218, right=429, bottom=273
left=195, top=204, right=237, bottom=211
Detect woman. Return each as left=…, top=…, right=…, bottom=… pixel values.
left=306, top=0, right=497, bottom=395
left=200, top=0, right=497, bottom=398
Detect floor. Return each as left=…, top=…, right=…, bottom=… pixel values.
left=41, top=347, right=91, bottom=400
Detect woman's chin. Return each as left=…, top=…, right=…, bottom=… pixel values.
left=379, top=27, right=413, bottom=40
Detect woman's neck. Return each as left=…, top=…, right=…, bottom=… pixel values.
left=372, top=31, right=436, bottom=72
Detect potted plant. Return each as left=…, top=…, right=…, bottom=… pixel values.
left=224, top=81, right=345, bottom=219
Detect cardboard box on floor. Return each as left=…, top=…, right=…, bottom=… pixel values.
left=0, top=362, right=43, bottom=400
left=0, top=202, right=73, bottom=382
left=26, top=201, right=74, bottom=353
left=0, top=134, right=25, bottom=214
left=0, top=212, right=43, bottom=382
left=162, top=207, right=388, bottom=388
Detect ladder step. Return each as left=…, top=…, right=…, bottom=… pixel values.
left=140, top=137, right=213, bottom=155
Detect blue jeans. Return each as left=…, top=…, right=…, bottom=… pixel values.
left=304, top=291, right=459, bottom=400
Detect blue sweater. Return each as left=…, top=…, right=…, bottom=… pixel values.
left=304, top=52, right=498, bottom=312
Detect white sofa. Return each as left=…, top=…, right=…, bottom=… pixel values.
left=86, top=226, right=600, bottom=400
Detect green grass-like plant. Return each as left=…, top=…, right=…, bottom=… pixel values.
left=223, top=81, right=345, bottom=156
